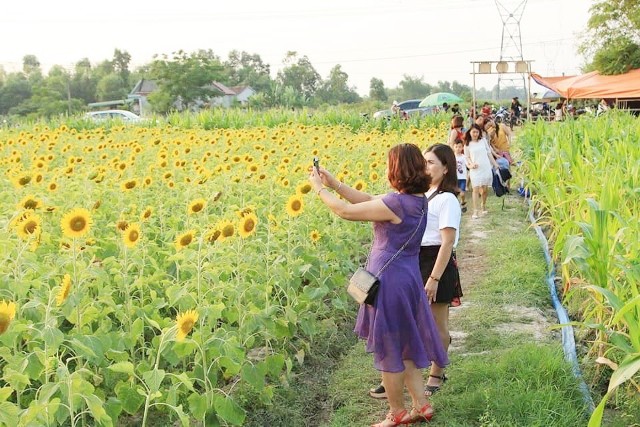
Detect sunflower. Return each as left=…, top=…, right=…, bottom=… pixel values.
left=48, top=181, right=58, bottom=191
left=219, top=220, right=235, bottom=240
left=121, top=179, right=138, bottom=191
left=56, top=274, right=72, bottom=306
left=285, top=195, right=304, bottom=217
left=60, top=208, right=92, bottom=238
left=16, top=213, right=41, bottom=240
left=370, top=171, right=379, bottom=181
left=175, top=230, right=196, bottom=251
left=18, top=195, right=42, bottom=210
left=205, top=227, right=222, bottom=244
left=296, top=182, right=312, bottom=195
left=310, top=230, right=321, bottom=242
left=353, top=180, right=367, bottom=192
left=116, top=220, right=129, bottom=232
left=236, top=206, right=254, bottom=218
left=176, top=309, right=198, bottom=341
left=188, top=198, right=206, bottom=215
left=0, top=300, right=17, bottom=334
left=123, top=223, right=141, bottom=248
left=238, top=213, right=258, bottom=238
left=140, top=207, right=152, bottom=221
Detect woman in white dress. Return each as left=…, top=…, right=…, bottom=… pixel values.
left=464, top=124, right=499, bottom=219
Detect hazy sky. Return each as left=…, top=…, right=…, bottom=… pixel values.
left=1, top=0, right=592, bottom=95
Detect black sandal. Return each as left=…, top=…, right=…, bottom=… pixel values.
left=368, top=383, right=387, bottom=399
left=424, top=373, right=447, bottom=396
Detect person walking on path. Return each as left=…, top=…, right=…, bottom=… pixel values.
left=453, top=140, right=468, bottom=213
left=309, top=143, right=448, bottom=426
left=464, top=124, right=500, bottom=219
left=447, top=115, right=466, bottom=150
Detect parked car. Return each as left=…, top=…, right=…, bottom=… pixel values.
left=85, top=110, right=142, bottom=123
left=373, top=99, right=436, bottom=119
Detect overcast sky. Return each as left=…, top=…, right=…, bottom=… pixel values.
left=1, top=0, right=592, bottom=95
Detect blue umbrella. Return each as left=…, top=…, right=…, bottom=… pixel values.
left=419, top=92, right=463, bottom=108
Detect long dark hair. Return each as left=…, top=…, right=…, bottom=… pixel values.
left=464, top=124, right=484, bottom=145
left=424, top=143, right=459, bottom=195
left=387, top=143, right=430, bottom=194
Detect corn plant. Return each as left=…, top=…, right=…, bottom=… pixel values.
left=518, top=112, right=640, bottom=427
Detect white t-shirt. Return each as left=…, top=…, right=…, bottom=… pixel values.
left=420, top=189, right=461, bottom=247
left=455, top=154, right=467, bottom=180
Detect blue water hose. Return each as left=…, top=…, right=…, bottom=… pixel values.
left=527, top=203, right=595, bottom=414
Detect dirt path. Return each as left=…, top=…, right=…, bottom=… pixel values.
left=450, top=192, right=558, bottom=356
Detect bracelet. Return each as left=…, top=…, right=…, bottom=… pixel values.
left=429, top=275, right=440, bottom=282
left=335, top=182, right=343, bottom=192
left=316, top=187, right=327, bottom=196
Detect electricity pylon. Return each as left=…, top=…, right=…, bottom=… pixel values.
left=495, top=0, right=528, bottom=99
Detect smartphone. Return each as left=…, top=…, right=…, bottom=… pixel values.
left=313, top=156, right=320, bottom=172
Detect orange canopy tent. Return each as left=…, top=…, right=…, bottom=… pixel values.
left=531, top=68, right=640, bottom=99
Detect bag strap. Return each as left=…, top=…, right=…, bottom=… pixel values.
left=374, top=195, right=427, bottom=277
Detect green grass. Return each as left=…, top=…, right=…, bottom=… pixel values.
left=320, top=195, right=590, bottom=427
left=238, top=194, right=592, bottom=426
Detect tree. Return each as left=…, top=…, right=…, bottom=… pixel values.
left=276, top=52, right=321, bottom=102
left=22, top=55, right=43, bottom=84
left=96, top=73, right=128, bottom=101
left=71, top=58, right=98, bottom=104
left=225, top=50, right=272, bottom=93
left=369, top=78, right=388, bottom=102
left=397, top=75, right=431, bottom=100
left=580, top=0, right=640, bottom=74
left=113, top=49, right=132, bottom=85
left=0, top=73, right=32, bottom=115
left=149, top=49, right=226, bottom=111
left=316, top=65, right=361, bottom=104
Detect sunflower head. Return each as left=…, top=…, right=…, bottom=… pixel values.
left=120, top=179, right=137, bottom=191
left=16, top=213, right=41, bottom=240
left=205, top=228, right=222, bottom=244
left=116, top=220, right=129, bottom=232
left=176, top=309, right=199, bottom=341
left=123, top=223, right=141, bottom=248
left=188, top=198, right=206, bottom=215
left=141, top=207, right=152, bottom=221
left=236, top=206, right=255, bottom=218
left=175, top=230, right=196, bottom=251
left=310, top=230, right=321, bottom=242
left=60, top=208, right=92, bottom=238
left=296, top=182, right=312, bottom=195
left=219, top=220, right=235, bottom=240
left=56, top=274, right=72, bottom=306
left=353, top=180, right=367, bottom=192
left=238, top=213, right=258, bottom=238
left=18, top=195, right=42, bottom=210
left=286, top=195, right=304, bottom=217
left=0, top=300, right=17, bottom=334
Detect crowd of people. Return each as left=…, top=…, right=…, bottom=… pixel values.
left=308, top=100, right=517, bottom=425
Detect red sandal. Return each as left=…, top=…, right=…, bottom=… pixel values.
left=410, top=402, right=434, bottom=422
left=371, top=409, right=413, bottom=427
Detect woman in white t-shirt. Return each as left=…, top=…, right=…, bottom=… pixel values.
left=420, top=143, right=463, bottom=396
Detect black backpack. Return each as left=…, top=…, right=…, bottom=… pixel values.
left=492, top=167, right=511, bottom=197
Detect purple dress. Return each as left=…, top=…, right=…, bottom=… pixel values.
left=354, top=193, right=449, bottom=373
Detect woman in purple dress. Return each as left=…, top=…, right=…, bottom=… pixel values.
left=309, top=143, right=448, bottom=426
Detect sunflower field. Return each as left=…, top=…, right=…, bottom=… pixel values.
left=0, top=118, right=449, bottom=426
